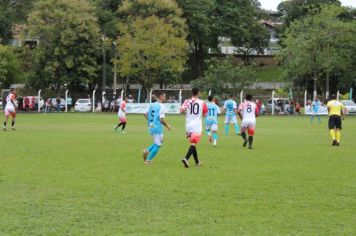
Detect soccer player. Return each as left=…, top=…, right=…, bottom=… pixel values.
left=310, top=97, right=322, bottom=124
left=205, top=95, right=221, bottom=147
left=3, top=88, right=17, bottom=131
left=237, top=94, right=259, bottom=149
left=181, top=87, right=208, bottom=168
left=142, top=92, right=171, bottom=165
left=327, top=94, right=347, bottom=146
left=223, top=95, right=239, bottom=136
left=115, top=97, right=128, bottom=133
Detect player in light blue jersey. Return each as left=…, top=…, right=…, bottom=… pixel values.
left=223, top=95, right=239, bottom=136
left=205, top=95, right=221, bottom=146
left=310, top=97, right=322, bottom=124
left=143, top=92, right=171, bottom=165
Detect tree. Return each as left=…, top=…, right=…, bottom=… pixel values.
left=192, top=58, right=254, bottom=96
left=176, top=0, right=217, bottom=79
left=278, top=5, right=356, bottom=98
left=26, top=0, right=101, bottom=90
left=0, top=45, right=21, bottom=87
left=116, top=0, right=188, bottom=96
left=215, top=0, right=269, bottom=65
left=93, top=0, right=123, bottom=38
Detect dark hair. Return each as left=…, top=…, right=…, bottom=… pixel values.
left=331, top=94, right=337, bottom=100
left=246, top=94, right=252, bottom=101
left=155, top=92, right=165, bottom=98
left=9, top=88, right=14, bottom=92
left=229, top=94, right=233, bottom=98
left=208, top=95, right=213, bottom=102
left=192, top=87, right=200, bottom=96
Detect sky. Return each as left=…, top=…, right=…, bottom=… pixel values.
left=259, top=0, right=356, bottom=11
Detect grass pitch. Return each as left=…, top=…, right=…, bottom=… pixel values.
left=0, top=113, right=355, bottom=235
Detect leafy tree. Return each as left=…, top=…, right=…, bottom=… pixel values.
left=192, top=58, right=254, bottom=95
left=93, top=0, right=123, bottom=38
left=0, top=44, right=21, bottom=87
left=26, top=0, right=101, bottom=90
left=176, top=0, right=217, bottom=78
left=116, top=0, right=188, bottom=96
left=278, top=5, right=356, bottom=98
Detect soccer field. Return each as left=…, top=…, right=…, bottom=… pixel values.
left=0, top=113, right=355, bottom=235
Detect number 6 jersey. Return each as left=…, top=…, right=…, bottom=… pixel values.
left=181, top=98, right=208, bottom=133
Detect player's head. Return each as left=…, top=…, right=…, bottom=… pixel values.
left=208, top=95, right=213, bottom=102
left=9, top=88, right=16, bottom=95
left=192, top=87, right=200, bottom=97
left=156, top=92, right=166, bottom=102
left=331, top=94, right=337, bottom=100
left=315, top=96, right=319, bottom=101
left=246, top=94, right=252, bottom=101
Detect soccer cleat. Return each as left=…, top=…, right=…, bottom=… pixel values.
left=120, top=131, right=127, bottom=134
left=181, top=159, right=189, bottom=168
left=208, top=135, right=212, bottom=143
left=243, top=139, right=248, bottom=147
left=11, top=127, right=16, bottom=131
left=144, top=160, right=151, bottom=165
left=3, top=127, right=6, bottom=131
left=248, top=146, right=253, bottom=150
left=196, top=162, right=202, bottom=167
left=336, top=143, right=340, bottom=147
left=332, top=140, right=337, bottom=146
left=142, top=150, right=149, bottom=161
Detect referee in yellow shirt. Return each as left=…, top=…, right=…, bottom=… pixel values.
left=327, top=94, right=347, bottom=146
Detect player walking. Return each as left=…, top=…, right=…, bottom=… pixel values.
left=115, top=97, right=128, bottom=133
left=327, top=94, right=347, bottom=146
left=3, top=88, right=17, bottom=131
left=143, top=92, right=171, bottom=165
left=237, top=94, right=259, bottom=149
left=205, top=95, right=221, bottom=147
left=223, top=95, right=239, bottom=136
left=310, top=97, right=322, bottom=124
left=181, top=87, right=208, bottom=168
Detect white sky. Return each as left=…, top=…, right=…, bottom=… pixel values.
left=260, top=0, right=356, bottom=11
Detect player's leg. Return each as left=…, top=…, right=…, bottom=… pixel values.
left=335, top=116, right=342, bottom=146
left=240, top=120, right=248, bottom=147
left=232, top=117, right=239, bottom=134
left=224, top=116, right=230, bottom=136
left=206, top=124, right=212, bottom=142
left=182, top=133, right=201, bottom=167
left=329, top=116, right=337, bottom=145
left=145, top=134, right=163, bottom=164
left=211, top=124, right=218, bottom=146
left=3, top=110, right=10, bottom=131
left=119, top=117, right=127, bottom=133
left=10, top=113, right=16, bottom=130
left=247, top=126, right=255, bottom=149
left=317, top=114, right=322, bottom=124
left=310, top=114, right=314, bottom=123
left=143, top=143, right=155, bottom=161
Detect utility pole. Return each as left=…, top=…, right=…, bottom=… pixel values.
left=101, top=34, right=107, bottom=95
left=113, top=42, right=117, bottom=95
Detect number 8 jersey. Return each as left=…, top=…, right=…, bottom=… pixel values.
left=238, top=101, right=258, bottom=121
left=181, top=98, right=208, bottom=133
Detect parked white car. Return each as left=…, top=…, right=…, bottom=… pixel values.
left=75, top=99, right=92, bottom=112
left=341, top=100, right=356, bottom=114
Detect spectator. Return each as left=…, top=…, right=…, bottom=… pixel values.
left=128, top=95, right=135, bottom=103
left=295, top=102, right=301, bottom=115
left=56, top=97, right=61, bottom=112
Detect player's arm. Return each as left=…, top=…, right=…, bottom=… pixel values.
left=202, top=103, right=208, bottom=117
left=144, top=112, right=148, bottom=120
left=160, top=118, right=171, bottom=131
left=237, top=104, right=243, bottom=120
left=180, top=100, right=188, bottom=113
left=255, top=105, right=260, bottom=117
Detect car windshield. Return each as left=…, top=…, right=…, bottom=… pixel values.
left=77, top=100, right=90, bottom=103
left=342, top=100, right=356, bottom=106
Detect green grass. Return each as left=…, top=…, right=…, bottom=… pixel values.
left=0, top=113, right=355, bottom=235
left=256, top=66, right=284, bottom=82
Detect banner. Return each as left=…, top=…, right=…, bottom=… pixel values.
left=304, top=105, right=328, bottom=115
left=126, top=103, right=181, bottom=114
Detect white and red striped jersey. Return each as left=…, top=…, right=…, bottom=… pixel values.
left=118, top=101, right=126, bottom=117
left=238, top=101, right=259, bottom=120
left=5, top=93, right=16, bottom=110
left=181, top=97, right=208, bottom=133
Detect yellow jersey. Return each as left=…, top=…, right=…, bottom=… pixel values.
left=327, top=100, right=345, bottom=116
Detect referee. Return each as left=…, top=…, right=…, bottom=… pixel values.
left=327, top=94, right=347, bottom=146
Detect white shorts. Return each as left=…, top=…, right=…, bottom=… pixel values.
left=152, top=134, right=164, bottom=146
left=241, top=119, right=256, bottom=129
left=311, top=111, right=319, bottom=115
left=225, top=116, right=237, bottom=124
left=206, top=124, right=218, bottom=132
left=5, top=107, right=16, bottom=117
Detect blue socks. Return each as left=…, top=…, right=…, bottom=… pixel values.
left=147, top=144, right=156, bottom=152
left=147, top=144, right=161, bottom=161
left=212, top=133, right=218, bottom=140
left=234, top=123, right=239, bottom=134
left=224, top=124, right=229, bottom=135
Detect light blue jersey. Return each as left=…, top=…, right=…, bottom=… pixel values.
left=224, top=100, right=237, bottom=117
left=147, top=102, right=165, bottom=135
left=312, top=101, right=321, bottom=112
left=206, top=103, right=220, bottom=125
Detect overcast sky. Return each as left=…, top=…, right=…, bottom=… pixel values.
left=259, top=0, right=356, bottom=11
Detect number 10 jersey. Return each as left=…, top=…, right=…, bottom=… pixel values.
left=181, top=98, right=208, bottom=133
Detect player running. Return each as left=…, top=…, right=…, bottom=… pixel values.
left=237, top=94, right=259, bottom=149
left=143, top=92, right=171, bottom=165
left=310, top=97, right=322, bottom=124
left=205, top=95, right=221, bottom=147
left=327, top=94, right=347, bottom=146
left=115, top=97, right=128, bottom=133
left=223, top=95, right=239, bottom=136
left=3, top=88, right=17, bottom=131
left=181, top=87, right=208, bottom=168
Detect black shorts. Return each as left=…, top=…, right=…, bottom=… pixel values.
left=328, top=115, right=342, bottom=130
